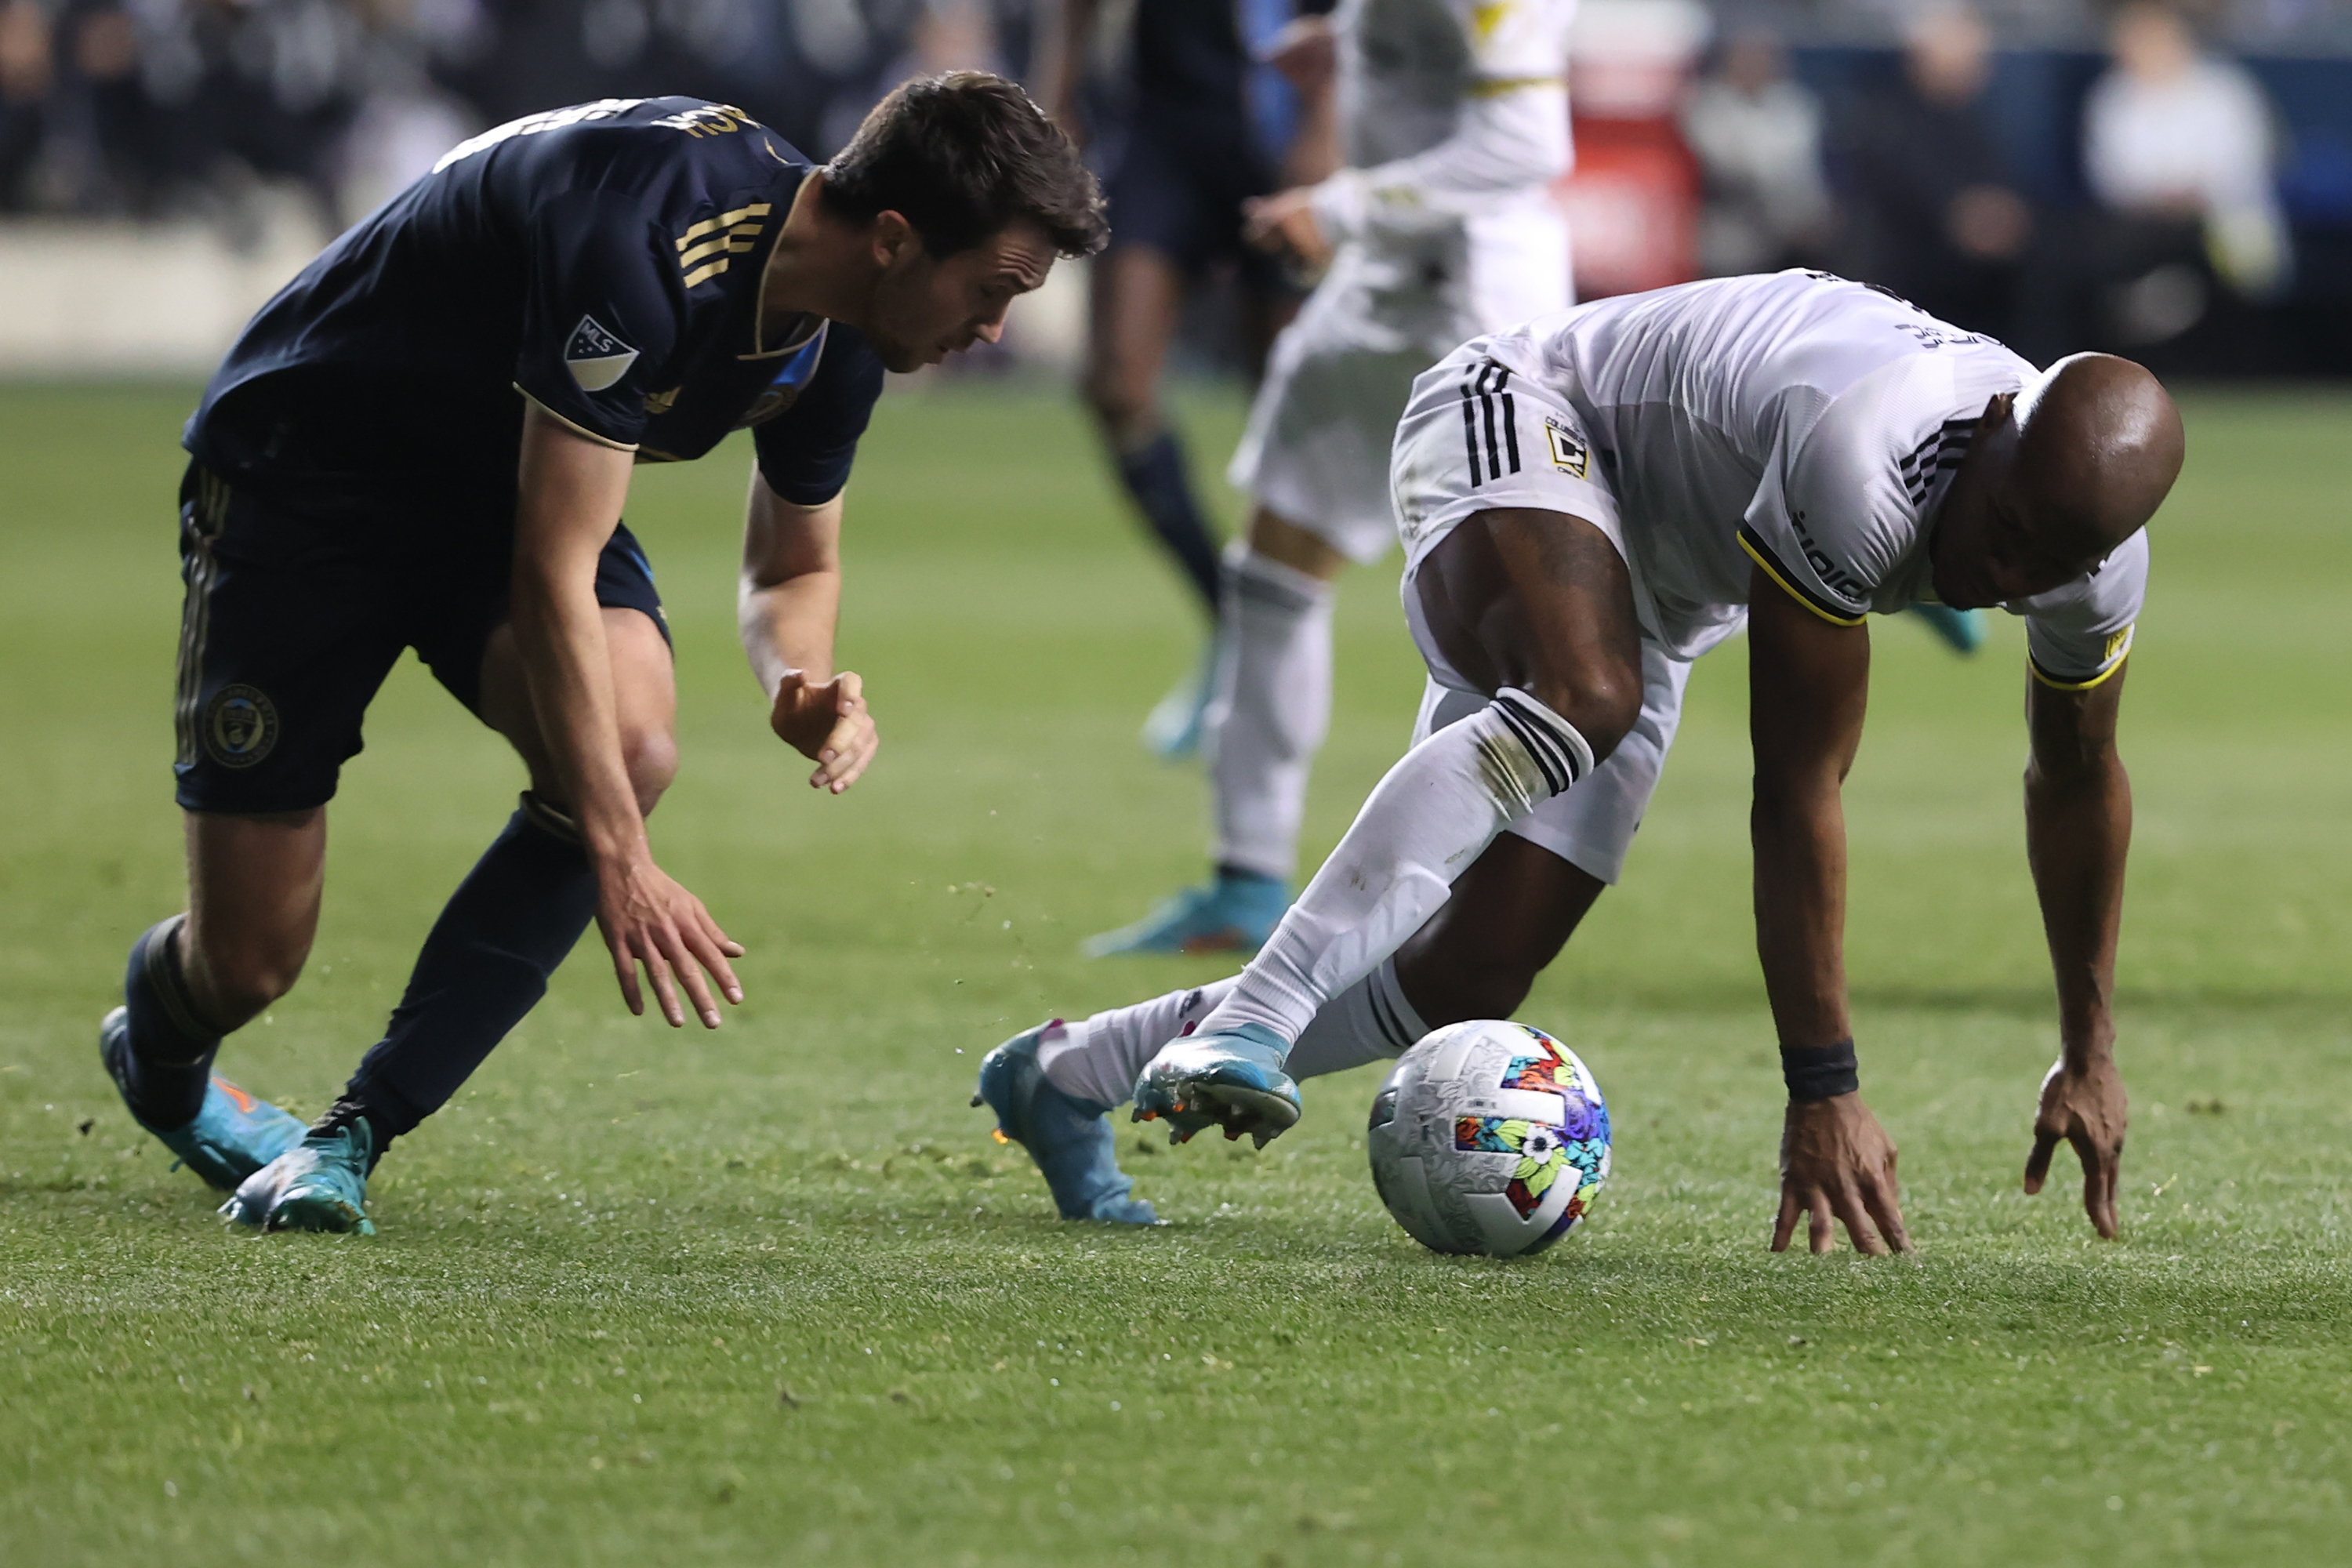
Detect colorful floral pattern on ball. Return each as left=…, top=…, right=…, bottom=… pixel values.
left=1452, top=1115, right=1610, bottom=1219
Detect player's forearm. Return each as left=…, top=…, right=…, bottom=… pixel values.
left=1750, top=779, right=1854, bottom=1051
left=1312, top=87, right=1568, bottom=242
left=2025, top=677, right=2132, bottom=1069
left=510, top=566, right=647, bottom=866
left=737, top=572, right=841, bottom=699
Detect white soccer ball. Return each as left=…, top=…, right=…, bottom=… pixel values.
left=1367, top=1019, right=1611, bottom=1257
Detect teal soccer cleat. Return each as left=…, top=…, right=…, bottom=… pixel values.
left=1907, top=602, right=1987, bottom=653
left=221, top=1119, right=376, bottom=1235
left=1082, top=868, right=1289, bottom=958
left=973, top=1025, right=1156, bottom=1224
left=1141, top=639, right=1219, bottom=760
left=1132, top=1022, right=1301, bottom=1149
left=100, top=1007, right=307, bottom=1191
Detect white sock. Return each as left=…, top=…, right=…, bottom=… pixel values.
left=1037, top=958, right=1432, bottom=1107
left=1200, top=688, right=1594, bottom=1046
left=1207, top=545, right=1335, bottom=881
left=1038, top=982, right=1232, bottom=1108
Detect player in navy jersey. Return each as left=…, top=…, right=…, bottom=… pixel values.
left=100, top=74, right=1105, bottom=1235
left=1048, top=0, right=1334, bottom=760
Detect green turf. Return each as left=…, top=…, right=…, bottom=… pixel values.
left=2, top=378, right=2348, bottom=1566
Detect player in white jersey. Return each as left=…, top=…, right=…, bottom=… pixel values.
left=980, top=271, right=2180, bottom=1248
left=1085, top=0, right=1578, bottom=957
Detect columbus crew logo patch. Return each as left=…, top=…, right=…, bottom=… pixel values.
left=203, top=684, right=279, bottom=769
left=564, top=316, right=639, bottom=391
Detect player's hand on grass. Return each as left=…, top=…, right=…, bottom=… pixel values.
left=596, top=855, right=744, bottom=1029
left=1773, top=1094, right=1910, bottom=1256
left=1242, top=187, right=1332, bottom=279
left=771, top=670, right=877, bottom=793
left=2024, top=1053, right=2126, bottom=1238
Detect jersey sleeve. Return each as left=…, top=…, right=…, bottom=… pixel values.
left=2019, top=529, right=2147, bottom=688
left=750, top=325, right=887, bottom=505
left=513, top=185, right=687, bottom=451
left=1736, top=387, right=1915, bottom=626
left=1309, top=0, right=1573, bottom=245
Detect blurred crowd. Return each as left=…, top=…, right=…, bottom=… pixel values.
left=0, top=0, right=2340, bottom=364
left=1682, top=1, right=2305, bottom=361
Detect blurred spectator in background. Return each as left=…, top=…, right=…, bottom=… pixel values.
left=1680, top=27, right=1830, bottom=277
left=1833, top=2, right=2031, bottom=336
left=2082, top=0, right=2288, bottom=333
left=0, top=0, right=49, bottom=209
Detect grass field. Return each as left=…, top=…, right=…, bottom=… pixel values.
left=2, top=377, right=2348, bottom=1566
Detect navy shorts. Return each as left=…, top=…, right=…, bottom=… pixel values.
left=1102, top=109, right=1294, bottom=296
left=171, top=461, right=671, bottom=815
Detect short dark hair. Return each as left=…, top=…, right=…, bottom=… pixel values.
left=819, top=72, right=1107, bottom=260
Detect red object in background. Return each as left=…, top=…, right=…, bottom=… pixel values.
left=1554, top=0, right=1708, bottom=300
left=1558, top=116, right=1700, bottom=300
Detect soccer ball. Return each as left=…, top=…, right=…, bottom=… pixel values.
left=1367, top=1019, right=1611, bottom=1257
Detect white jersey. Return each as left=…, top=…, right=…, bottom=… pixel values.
left=1396, top=270, right=2146, bottom=684
left=1307, top=0, right=1575, bottom=326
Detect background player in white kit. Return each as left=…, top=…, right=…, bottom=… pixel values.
left=1086, top=0, right=1579, bottom=956
left=981, top=271, right=2181, bottom=1247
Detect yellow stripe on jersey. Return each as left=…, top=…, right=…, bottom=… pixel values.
left=674, top=202, right=771, bottom=250
left=1469, top=1, right=1512, bottom=41
left=1465, top=74, right=1566, bottom=98
left=1737, top=531, right=1869, bottom=626
left=679, top=227, right=761, bottom=268
left=2029, top=626, right=2134, bottom=690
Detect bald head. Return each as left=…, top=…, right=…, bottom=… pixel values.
left=2012, top=353, right=2185, bottom=557
left=1929, top=353, right=2183, bottom=609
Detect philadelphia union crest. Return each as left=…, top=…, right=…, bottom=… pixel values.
left=203, top=684, right=279, bottom=768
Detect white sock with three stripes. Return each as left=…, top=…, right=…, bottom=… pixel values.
left=1198, top=687, right=1594, bottom=1050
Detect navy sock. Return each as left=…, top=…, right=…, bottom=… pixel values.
left=117, top=914, right=223, bottom=1129
left=341, top=793, right=597, bottom=1150
left=1115, top=430, right=1225, bottom=619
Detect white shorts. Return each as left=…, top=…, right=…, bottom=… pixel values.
left=1230, top=203, right=1573, bottom=566
left=1409, top=643, right=1690, bottom=886
left=1388, top=335, right=1686, bottom=884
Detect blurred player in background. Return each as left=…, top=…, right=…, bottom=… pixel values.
left=985, top=270, right=2178, bottom=1245
left=1046, top=0, right=1338, bottom=759
left=1087, top=0, right=1579, bottom=958
left=101, top=75, right=1105, bottom=1235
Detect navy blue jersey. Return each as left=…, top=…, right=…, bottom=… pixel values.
left=186, top=97, right=885, bottom=507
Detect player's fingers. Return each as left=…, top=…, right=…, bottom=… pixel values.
left=654, top=922, right=724, bottom=1029
left=2023, top=1128, right=2060, bottom=1193
left=1771, top=1185, right=1801, bottom=1253
left=832, top=670, right=863, bottom=712
left=1831, top=1181, right=1888, bottom=1257
left=1864, top=1168, right=1911, bottom=1254
left=1809, top=1191, right=1835, bottom=1255
left=2082, top=1127, right=2122, bottom=1239
left=608, top=933, right=646, bottom=1018
left=677, top=916, right=742, bottom=1007
left=637, top=935, right=686, bottom=1028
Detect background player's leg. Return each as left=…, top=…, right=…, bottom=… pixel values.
left=1209, top=505, right=1345, bottom=884
left=1084, top=245, right=1223, bottom=619
left=328, top=608, right=676, bottom=1154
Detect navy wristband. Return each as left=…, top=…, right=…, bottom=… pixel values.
left=1781, top=1039, right=1860, bottom=1102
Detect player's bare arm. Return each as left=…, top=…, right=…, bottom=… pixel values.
left=739, top=473, right=877, bottom=793
left=513, top=405, right=743, bottom=1030
left=2020, top=663, right=2132, bottom=1236
left=1746, top=564, right=1910, bottom=1257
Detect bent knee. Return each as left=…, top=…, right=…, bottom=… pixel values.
left=621, top=726, right=678, bottom=815
left=1526, top=663, right=1642, bottom=771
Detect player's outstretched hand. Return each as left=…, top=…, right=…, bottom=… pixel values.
left=1773, top=1094, right=1910, bottom=1256
left=1261, top=15, right=1336, bottom=89
left=2024, top=1053, right=2126, bottom=1238
left=1241, top=187, right=1333, bottom=279
left=596, top=856, right=745, bottom=1029
left=771, top=670, right=877, bottom=794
